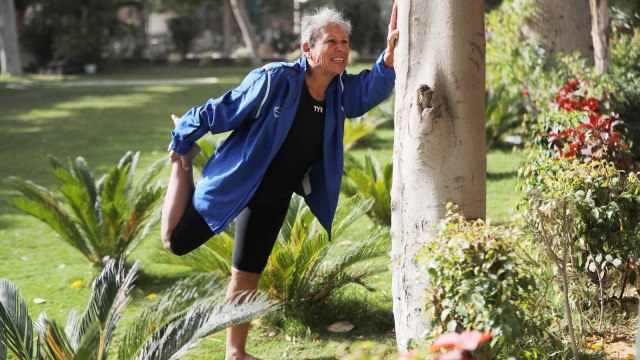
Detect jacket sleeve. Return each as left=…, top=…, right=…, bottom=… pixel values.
left=341, top=51, right=396, bottom=119
left=169, top=68, right=270, bottom=156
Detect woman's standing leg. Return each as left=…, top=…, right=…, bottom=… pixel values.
left=225, top=198, right=290, bottom=360
left=161, top=114, right=200, bottom=251
left=225, top=268, right=262, bottom=360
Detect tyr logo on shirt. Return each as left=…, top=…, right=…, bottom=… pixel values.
left=313, top=105, right=323, bottom=113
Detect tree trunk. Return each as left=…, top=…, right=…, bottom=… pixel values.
left=590, top=0, right=610, bottom=74
left=223, top=0, right=232, bottom=58
left=0, top=0, right=23, bottom=76
left=391, top=0, right=486, bottom=353
left=228, top=0, right=261, bottom=66
left=523, top=0, right=593, bottom=66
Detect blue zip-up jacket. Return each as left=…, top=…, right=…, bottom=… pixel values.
left=170, top=52, right=395, bottom=236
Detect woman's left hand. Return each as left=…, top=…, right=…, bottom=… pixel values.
left=383, top=0, right=399, bottom=68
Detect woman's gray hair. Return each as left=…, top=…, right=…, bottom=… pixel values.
left=300, top=7, right=351, bottom=47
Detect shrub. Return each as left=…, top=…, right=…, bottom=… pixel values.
left=418, top=205, right=538, bottom=357
left=521, top=159, right=640, bottom=322
left=8, top=152, right=165, bottom=267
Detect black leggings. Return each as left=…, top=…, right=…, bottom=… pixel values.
left=169, top=197, right=291, bottom=274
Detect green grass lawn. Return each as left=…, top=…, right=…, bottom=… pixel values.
left=0, top=64, right=522, bottom=359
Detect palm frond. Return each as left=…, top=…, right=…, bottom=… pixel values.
left=343, top=116, right=378, bottom=151
left=0, top=279, right=34, bottom=360
left=7, top=177, right=95, bottom=261
left=278, top=195, right=304, bottom=244
left=132, top=290, right=278, bottom=360
left=34, top=312, right=75, bottom=360
left=49, top=155, right=97, bottom=204
left=289, top=235, right=330, bottom=303
left=314, top=228, right=391, bottom=296
left=118, top=275, right=223, bottom=359
left=342, top=152, right=392, bottom=226
left=329, top=227, right=391, bottom=272
left=123, top=151, right=139, bottom=192
left=331, top=195, right=374, bottom=240
left=0, top=330, right=6, bottom=360
left=50, top=156, right=103, bottom=254
left=131, top=157, right=166, bottom=198
left=73, top=321, right=101, bottom=360
left=72, top=259, right=139, bottom=358
left=64, top=310, right=79, bottom=349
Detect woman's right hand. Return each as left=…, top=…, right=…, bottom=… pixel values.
left=168, top=114, right=200, bottom=171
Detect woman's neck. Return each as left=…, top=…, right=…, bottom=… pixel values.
left=304, top=67, right=334, bottom=102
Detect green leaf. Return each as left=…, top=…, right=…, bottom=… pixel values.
left=34, top=313, right=75, bottom=360
left=0, top=279, right=34, bottom=360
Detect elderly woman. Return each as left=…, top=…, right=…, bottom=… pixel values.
left=161, top=4, right=399, bottom=360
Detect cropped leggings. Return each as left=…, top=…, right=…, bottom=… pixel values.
left=169, top=195, right=291, bottom=274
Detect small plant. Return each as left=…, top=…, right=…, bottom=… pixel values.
left=260, top=194, right=391, bottom=308
left=8, top=152, right=166, bottom=267
left=418, top=205, right=537, bottom=357
left=0, top=260, right=278, bottom=360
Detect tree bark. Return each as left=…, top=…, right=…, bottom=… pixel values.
left=590, top=0, right=610, bottom=74
left=391, top=0, right=486, bottom=353
left=223, top=0, right=232, bottom=58
left=228, top=0, right=261, bottom=66
left=0, top=0, right=23, bottom=76
left=523, top=0, right=593, bottom=66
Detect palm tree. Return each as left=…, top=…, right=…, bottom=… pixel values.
left=0, top=260, right=279, bottom=360
left=8, top=152, right=166, bottom=267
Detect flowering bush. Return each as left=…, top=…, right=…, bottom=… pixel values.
left=544, top=79, right=631, bottom=168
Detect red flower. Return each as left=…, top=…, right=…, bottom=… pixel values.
left=431, top=330, right=492, bottom=360
left=522, top=88, right=530, bottom=97
left=567, top=79, right=580, bottom=89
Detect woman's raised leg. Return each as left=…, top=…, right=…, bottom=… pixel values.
left=161, top=114, right=200, bottom=251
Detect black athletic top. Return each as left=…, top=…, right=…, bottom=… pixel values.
left=248, top=80, right=325, bottom=205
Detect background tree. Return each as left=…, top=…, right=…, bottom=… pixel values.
left=590, top=0, right=611, bottom=73
left=229, top=0, right=261, bottom=66
left=522, top=0, right=594, bottom=65
left=390, top=0, right=486, bottom=353
left=0, top=0, right=23, bottom=76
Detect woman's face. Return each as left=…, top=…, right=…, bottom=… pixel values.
left=305, top=23, right=350, bottom=77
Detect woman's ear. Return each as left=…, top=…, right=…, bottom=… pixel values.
left=302, top=42, right=311, bottom=58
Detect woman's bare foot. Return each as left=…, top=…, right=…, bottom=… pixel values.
left=225, top=351, right=261, bottom=360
